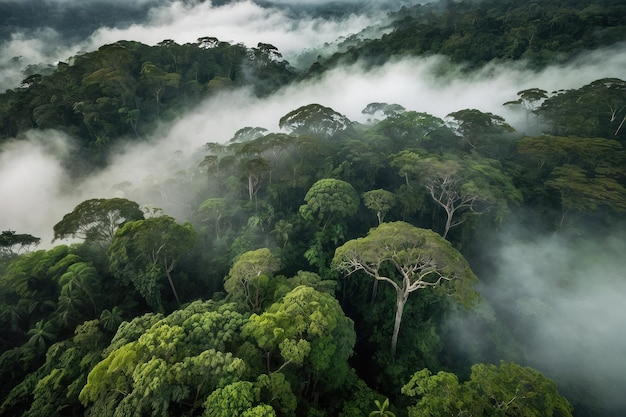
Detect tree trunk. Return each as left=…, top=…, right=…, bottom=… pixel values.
left=370, top=279, right=379, bottom=305
left=391, top=290, right=408, bottom=358
left=164, top=257, right=181, bottom=306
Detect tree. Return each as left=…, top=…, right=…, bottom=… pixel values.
left=19, top=320, right=109, bottom=417
left=279, top=104, right=351, bottom=137
left=445, top=109, right=514, bottom=153
left=517, top=135, right=626, bottom=225
left=373, top=111, right=455, bottom=152
left=53, top=198, right=144, bottom=246
left=398, top=153, right=521, bottom=238
left=363, top=189, right=398, bottom=225
left=243, top=286, right=356, bottom=398
left=108, top=216, right=196, bottom=311
left=203, top=381, right=276, bottom=417
left=0, top=230, right=40, bottom=258
left=362, top=102, right=406, bottom=121
left=402, top=363, right=573, bottom=417
left=504, top=87, right=548, bottom=130
left=332, top=222, right=478, bottom=357
left=224, top=248, right=281, bottom=311
left=536, top=78, right=626, bottom=140
left=99, top=306, right=124, bottom=333
left=139, top=61, right=180, bottom=116
left=79, top=301, right=247, bottom=417
left=229, top=126, right=268, bottom=143
left=545, top=164, right=626, bottom=226
left=26, top=320, right=57, bottom=352
left=240, top=157, right=270, bottom=202
left=300, top=179, right=360, bottom=271
left=299, top=179, right=360, bottom=231
left=198, top=198, right=229, bottom=239
left=56, top=262, right=101, bottom=325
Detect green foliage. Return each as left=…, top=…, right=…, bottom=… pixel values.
left=203, top=381, right=270, bottom=417
left=224, top=248, right=281, bottom=311
left=3, top=3, right=626, bottom=415
left=0, top=230, right=40, bottom=259
left=308, top=0, right=626, bottom=72
left=333, top=222, right=479, bottom=356
left=370, top=398, right=396, bottom=417
left=53, top=198, right=144, bottom=245
left=0, top=38, right=295, bottom=166
left=402, top=363, right=573, bottom=417
left=300, top=178, right=360, bottom=227
left=108, top=215, right=196, bottom=311
left=536, top=78, right=626, bottom=140
left=243, top=286, right=356, bottom=392
left=279, top=104, right=352, bottom=137
left=362, top=189, right=397, bottom=225
left=80, top=301, right=247, bottom=417
left=517, top=135, right=626, bottom=225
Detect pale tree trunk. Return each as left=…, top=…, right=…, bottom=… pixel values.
left=391, top=289, right=409, bottom=358
left=442, top=205, right=455, bottom=238
left=370, top=280, right=379, bottom=305
left=164, top=257, right=181, bottom=306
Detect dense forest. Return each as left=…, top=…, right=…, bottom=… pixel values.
left=0, top=0, right=625, bottom=416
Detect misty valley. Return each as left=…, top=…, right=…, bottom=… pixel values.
left=0, top=0, right=625, bottom=417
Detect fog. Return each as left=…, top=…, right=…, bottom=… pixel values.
left=1, top=1, right=625, bottom=414
left=476, top=223, right=626, bottom=414
left=2, top=43, right=625, bottom=244
left=0, top=0, right=402, bottom=91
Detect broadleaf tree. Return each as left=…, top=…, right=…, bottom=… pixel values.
left=332, top=222, right=478, bottom=357
left=108, top=216, right=196, bottom=312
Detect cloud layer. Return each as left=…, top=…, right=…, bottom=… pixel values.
left=480, top=226, right=626, bottom=412
left=0, top=0, right=394, bottom=91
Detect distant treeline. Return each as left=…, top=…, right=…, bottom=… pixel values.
left=0, top=38, right=295, bottom=170
left=307, top=0, right=626, bottom=72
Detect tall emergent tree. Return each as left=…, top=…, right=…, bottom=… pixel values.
left=0, top=230, right=40, bottom=258
left=108, top=216, right=196, bottom=311
left=391, top=152, right=521, bottom=238
left=53, top=198, right=144, bottom=246
left=332, top=222, right=478, bottom=357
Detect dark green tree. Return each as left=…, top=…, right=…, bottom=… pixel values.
left=53, top=198, right=144, bottom=246
left=108, top=216, right=196, bottom=311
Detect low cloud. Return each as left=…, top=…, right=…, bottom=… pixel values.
left=0, top=131, right=73, bottom=245
left=0, top=0, right=388, bottom=91
left=478, top=225, right=626, bottom=413
left=3, top=43, right=624, bottom=246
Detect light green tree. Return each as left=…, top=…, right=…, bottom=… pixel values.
left=363, top=189, right=397, bottom=225
left=243, top=286, right=356, bottom=395
left=224, top=248, right=281, bottom=311
left=300, top=178, right=360, bottom=270
left=203, top=381, right=277, bottom=417
left=370, top=398, right=396, bottom=417
left=402, top=363, right=573, bottom=417
left=80, top=301, right=247, bottom=417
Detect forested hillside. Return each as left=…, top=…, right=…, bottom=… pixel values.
left=1, top=0, right=625, bottom=416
